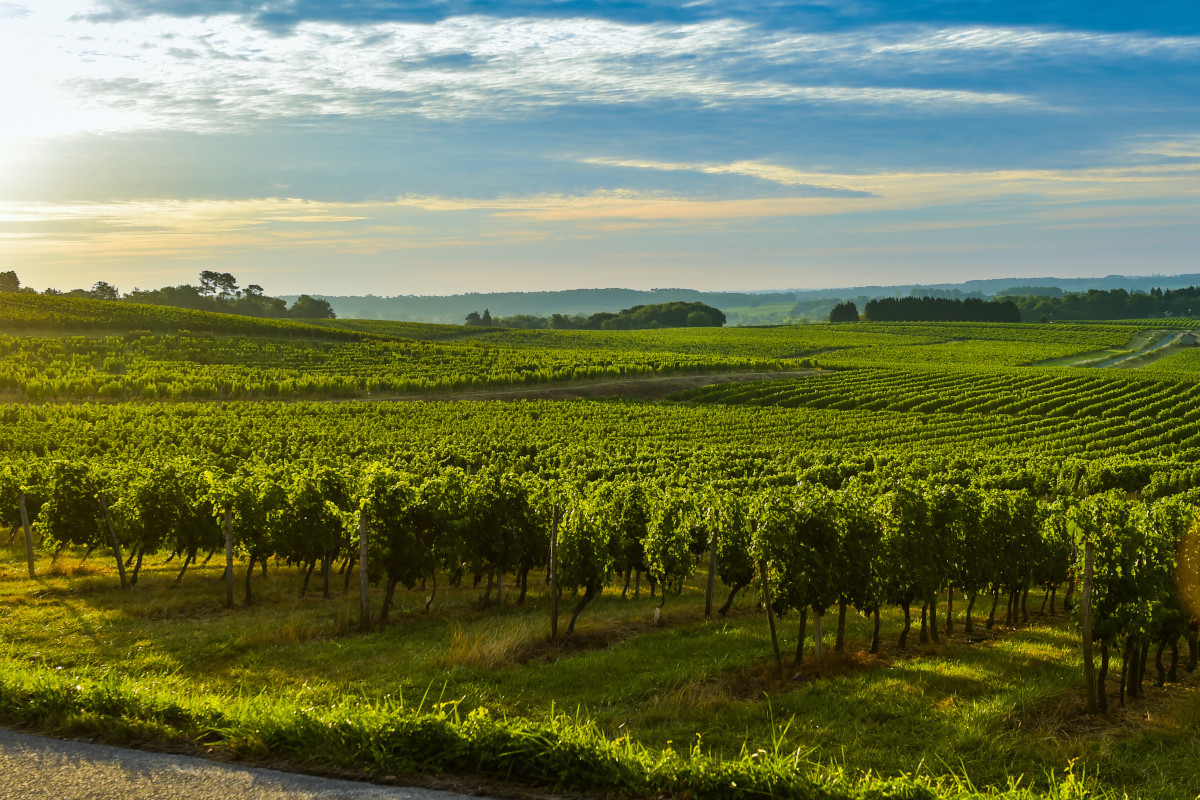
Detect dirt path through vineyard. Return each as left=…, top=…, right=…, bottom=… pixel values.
left=368, top=369, right=821, bottom=403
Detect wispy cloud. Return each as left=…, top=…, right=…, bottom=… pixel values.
left=72, top=0, right=1200, bottom=41
left=15, top=10, right=1150, bottom=143
left=1132, top=135, right=1200, bottom=160
left=0, top=196, right=559, bottom=269
left=6, top=155, right=1200, bottom=263
left=9, top=6, right=1198, bottom=169
left=0, top=198, right=367, bottom=230
left=560, top=158, right=1200, bottom=217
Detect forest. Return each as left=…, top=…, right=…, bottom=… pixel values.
left=1004, top=285, right=1200, bottom=321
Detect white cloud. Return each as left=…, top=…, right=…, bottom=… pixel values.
left=5, top=7, right=1104, bottom=148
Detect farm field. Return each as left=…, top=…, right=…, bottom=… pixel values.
left=2, top=293, right=1200, bottom=800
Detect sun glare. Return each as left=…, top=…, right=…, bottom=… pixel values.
left=0, top=1, right=153, bottom=187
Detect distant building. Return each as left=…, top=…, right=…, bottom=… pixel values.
left=1180, top=333, right=1198, bottom=347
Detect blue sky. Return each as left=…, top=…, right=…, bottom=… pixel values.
left=2, top=1, right=1199, bottom=295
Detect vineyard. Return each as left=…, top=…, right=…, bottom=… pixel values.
left=2, top=293, right=1200, bottom=799
left=676, top=367, right=1200, bottom=429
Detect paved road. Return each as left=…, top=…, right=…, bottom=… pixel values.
left=0, top=729, right=487, bottom=800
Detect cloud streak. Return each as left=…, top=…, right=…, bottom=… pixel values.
left=75, top=0, right=1200, bottom=39
left=6, top=158, right=1198, bottom=261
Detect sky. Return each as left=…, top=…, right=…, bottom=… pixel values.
left=2, top=1, right=1199, bottom=296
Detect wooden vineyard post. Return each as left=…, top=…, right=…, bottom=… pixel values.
left=549, top=506, right=559, bottom=640
left=358, top=509, right=370, bottom=633
left=759, top=558, right=783, bottom=678
left=223, top=507, right=234, bottom=609
left=18, top=490, right=35, bottom=578
left=705, top=529, right=718, bottom=617
left=1082, top=541, right=1097, bottom=713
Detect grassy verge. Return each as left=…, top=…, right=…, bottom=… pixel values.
left=0, top=546, right=1195, bottom=798
left=0, top=657, right=1112, bottom=800
left=1036, top=330, right=1175, bottom=368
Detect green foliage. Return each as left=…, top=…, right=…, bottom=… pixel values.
left=876, top=483, right=940, bottom=606
left=109, top=462, right=193, bottom=558
left=601, top=480, right=653, bottom=579
left=863, top=296, right=1021, bottom=323
left=829, top=301, right=859, bottom=323
left=362, top=464, right=436, bottom=590
left=750, top=484, right=842, bottom=616
left=644, top=487, right=697, bottom=602
left=0, top=292, right=357, bottom=339
left=38, top=461, right=105, bottom=550
left=1004, top=284, right=1200, bottom=322
left=289, top=294, right=336, bottom=319
left=713, top=493, right=756, bottom=600
left=1034, top=499, right=1073, bottom=592
left=837, top=480, right=885, bottom=612
left=0, top=461, right=45, bottom=531
left=936, top=484, right=988, bottom=597
left=557, top=492, right=616, bottom=598
left=483, top=301, right=727, bottom=331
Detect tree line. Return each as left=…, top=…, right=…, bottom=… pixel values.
left=0, top=270, right=335, bottom=320
left=465, top=301, right=726, bottom=330
left=1002, top=286, right=1200, bottom=322
left=860, top=296, right=1022, bottom=323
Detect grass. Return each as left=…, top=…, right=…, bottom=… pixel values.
left=1035, top=329, right=1176, bottom=368
left=441, top=615, right=544, bottom=669
left=0, top=544, right=1197, bottom=799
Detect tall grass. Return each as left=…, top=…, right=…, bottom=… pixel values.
left=441, top=615, right=541, bottom=669
left=0, top=658, right=1115, bottom=800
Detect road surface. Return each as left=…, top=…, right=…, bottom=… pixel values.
left=0, top=729, right=490, bottom=800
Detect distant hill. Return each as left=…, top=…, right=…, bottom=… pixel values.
left=285, top=273, right=1200, bottom=325
left=282, top=288, right=780, bottom=325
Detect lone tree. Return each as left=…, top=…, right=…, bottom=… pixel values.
left=288, top=295, right=336, bottom=319
left=464, top=309, right=494, bottom=326
left=829, top=301, right=859, bottom=322
left=0, top=271, right=19, bottom=293
left=199, top=270, right=238, bottom=298
left=90, top=281, right=120, bottom=301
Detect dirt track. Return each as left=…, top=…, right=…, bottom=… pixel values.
left=369, top=369, right=819, bottom=404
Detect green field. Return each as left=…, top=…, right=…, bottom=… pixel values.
left=1, top=293, right=1199, bottom=800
